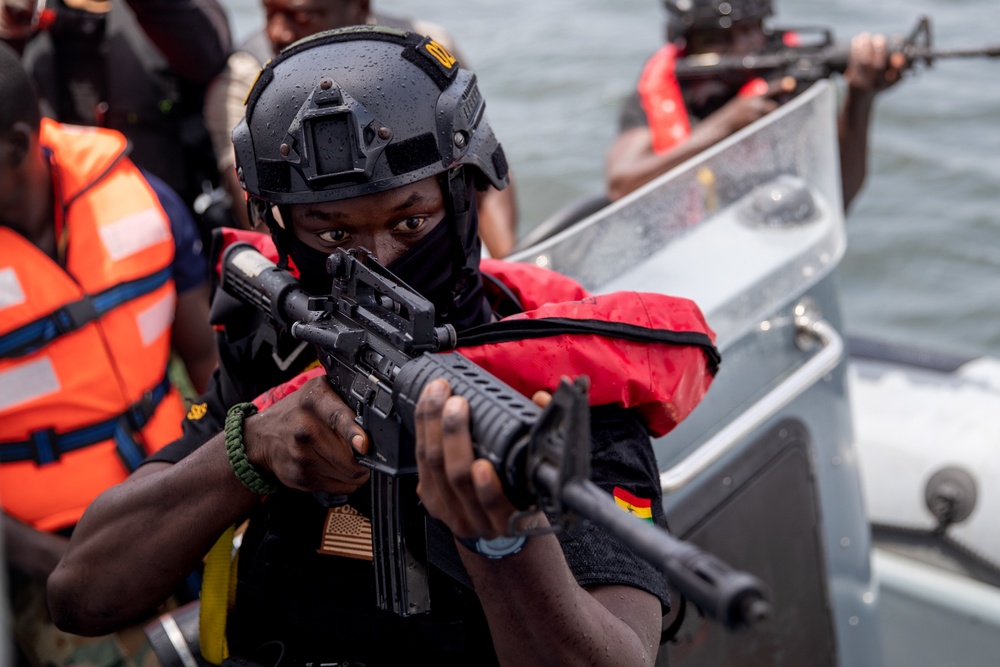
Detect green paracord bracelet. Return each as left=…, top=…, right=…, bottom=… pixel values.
left=225, top=402, right=279, bottom=495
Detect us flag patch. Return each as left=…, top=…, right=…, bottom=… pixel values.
left=317, top=505, right=373, bottom=561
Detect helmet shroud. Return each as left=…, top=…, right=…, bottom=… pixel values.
left=234, top=25, right=507, bottom=207
left=663, top=0, right=772, bottom=41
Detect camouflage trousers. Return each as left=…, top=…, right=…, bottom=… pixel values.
left=12, top=578, right=165, bottom=667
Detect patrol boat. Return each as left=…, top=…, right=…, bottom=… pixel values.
left=508, top=80, right=1000, bottom=667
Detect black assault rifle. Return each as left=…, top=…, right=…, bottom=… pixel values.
left=674, top=15, right=1000, bottom=92
left=220, top=242, right=770, bottom=630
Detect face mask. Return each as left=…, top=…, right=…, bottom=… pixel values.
left=285, top=219, right=490, bottom=331
left=277, top=170, right=492, bottom=330
left=389, top=181, right=493, bottom=331
left=285, top=232, right=336, bottom=295
left=386, top=220, right=458, bottom=312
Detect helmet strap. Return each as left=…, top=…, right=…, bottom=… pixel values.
left=251, top=197, right=293, bottom=270
left=444, top=167, right=483, bottom=301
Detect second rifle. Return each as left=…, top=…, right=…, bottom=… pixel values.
left=674, top=15, right=1000, bottom=91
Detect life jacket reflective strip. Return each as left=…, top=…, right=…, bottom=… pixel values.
left=638, top=44, right=692, bottom=155
left=0, top=120, right=184, bottom=532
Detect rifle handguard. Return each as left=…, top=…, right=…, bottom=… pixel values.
left=393, top=351, right=543, bottom=509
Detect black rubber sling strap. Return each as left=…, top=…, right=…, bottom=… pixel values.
left=456, top=317, right=721, bottom=376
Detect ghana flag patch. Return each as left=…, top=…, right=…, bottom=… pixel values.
left=613, top=486, right=653, bottom=522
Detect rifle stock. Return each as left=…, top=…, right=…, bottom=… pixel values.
left=220, top=241, right=770, bottom=630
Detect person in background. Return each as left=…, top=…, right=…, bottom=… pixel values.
left=3, top=0, right=229, bottom=391
left=606, top=0, right=907, bottom=210
left=0, top=0, right=43, bottom=45
left=0, top=42, right=214, bottom=667
left=204, top=0, right=518, bottom=257
left=4, top=0, right=234, bottom=246
left=48, top=27, right=721, bottom=665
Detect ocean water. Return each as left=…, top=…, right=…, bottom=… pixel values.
left=221, top=0, right=1000, bottom=358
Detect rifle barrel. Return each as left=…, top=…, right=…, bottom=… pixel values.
left=674, top=42, right=1000, bottom=84
left=907, top=45, right=1000, bottom=59
left=534, top=462, right=771, bottom=630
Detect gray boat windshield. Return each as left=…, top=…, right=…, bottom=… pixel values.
left=510, top=81, right=846, bottom=349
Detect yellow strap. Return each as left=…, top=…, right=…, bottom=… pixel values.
left=200, top=524, right=236, bottom=664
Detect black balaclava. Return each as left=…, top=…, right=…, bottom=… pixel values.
left=388, top=171, right=492, bottom=332
left=262, top=169, right=493, bottom=333
left=282, top=229, right=335, bottom=295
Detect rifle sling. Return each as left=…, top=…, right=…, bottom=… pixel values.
left=455, top=317, right=721, bottom=373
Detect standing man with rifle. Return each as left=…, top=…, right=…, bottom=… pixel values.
left=606, top=0, right=907, bottom=209
left=48, top=26, right=746, bottom=666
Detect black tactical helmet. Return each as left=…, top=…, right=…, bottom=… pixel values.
left=663, top=0, right=772, bottom=40
left=233, top=25, right=508, bottom=331
left=233, top=25, right=508, bottom=206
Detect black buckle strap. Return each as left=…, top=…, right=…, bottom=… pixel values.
left=28, top=428, right=60, bottom=466
left=126, top=390, right=157, bottom=431
left=0, top=374, right=172, bottom=466
left=53, top=296, right=99, bottom=335
left=0, top=267, right=172, bottom=359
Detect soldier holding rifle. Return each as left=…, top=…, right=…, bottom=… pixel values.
left=49, top=26, right=739, bottom=667
left=606, top=0, right=908, bottom=208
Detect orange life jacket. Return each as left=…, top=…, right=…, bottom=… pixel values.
left=638, top=44, right=692, bottom=155
left=638, top=44, right=770, bottom=155
left=0, top=119, right=185, bottom=532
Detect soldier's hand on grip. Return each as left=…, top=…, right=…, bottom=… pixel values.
left=244, top=376, right=371, bottom=495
